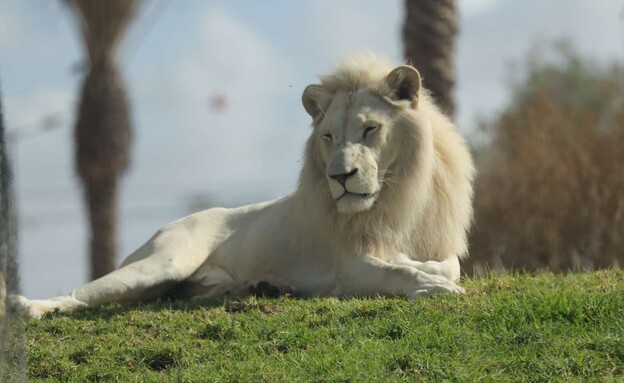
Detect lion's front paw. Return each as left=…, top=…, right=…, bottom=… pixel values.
left=7, top=295, right=55, bottom=319
left=408, top=274, right=465, bottom=298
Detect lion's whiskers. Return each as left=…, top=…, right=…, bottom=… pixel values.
left=378, top=170, right=398, bottom=191
left=377, top=170, right=398, bottom=194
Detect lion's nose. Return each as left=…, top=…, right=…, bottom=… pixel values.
left=328, top=168, right=359, bottom=187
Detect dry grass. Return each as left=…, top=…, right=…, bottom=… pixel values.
left=466, top=43, right=624, bottom=274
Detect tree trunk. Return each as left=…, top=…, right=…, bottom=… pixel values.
left=403, top=0, right=458, bottom=118
left=75, top=63, right=131, bottom=280
left=65, top=0, right=140, bottom=280
left=0, top=80, right=26, bottom=382
left=85, top=177, right=119, bottom=281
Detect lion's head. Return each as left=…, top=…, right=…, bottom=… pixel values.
left=302, top=58, right=427, bottom=214
left=296, top=53, right=474, bottom=260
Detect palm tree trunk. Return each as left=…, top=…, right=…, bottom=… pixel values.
left=75, top=62, right=131, bottom=280
left=403, top=0, right=458, bottom=118
left=66, top=0, right=140, bottom=280
left=85, top=177, right=118, bottom=280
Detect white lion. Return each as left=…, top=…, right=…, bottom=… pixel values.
left=6, top=53, right=474, bottom=319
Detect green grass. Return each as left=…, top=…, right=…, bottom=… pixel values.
left=26, top=270, right=623, bottom=382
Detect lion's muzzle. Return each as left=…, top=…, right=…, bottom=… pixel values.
left=328, top=168, right=359, bottom=188
left=326, top=144, right=381, bottom=213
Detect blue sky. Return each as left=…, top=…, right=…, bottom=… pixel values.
left=1, top=0, right=623, bottom=297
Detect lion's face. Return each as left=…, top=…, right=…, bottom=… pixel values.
left=302, top=65, right=422, bottom=214
left=315, top=91, right=398, bottom=213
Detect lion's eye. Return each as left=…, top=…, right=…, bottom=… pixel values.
left=322, top=133, right=333, bottom=143
left=363, top=125, right=378, bottom=138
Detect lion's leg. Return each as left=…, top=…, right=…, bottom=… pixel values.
left=10, top=222, right=210, bottom=319
left=335, top=256, right=464, bottom=298
left=10, top=259, right=191, bottom=319
left=390, top=254, right=461, bottom=282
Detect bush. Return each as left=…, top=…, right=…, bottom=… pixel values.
left=466, top=42, right=624, bottom=274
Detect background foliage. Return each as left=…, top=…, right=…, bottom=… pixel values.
left=466, top=42, right=624, bottom=274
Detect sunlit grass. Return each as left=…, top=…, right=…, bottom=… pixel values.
left=27, top=270, right=623, bottom=382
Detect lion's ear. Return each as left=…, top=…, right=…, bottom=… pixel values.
left=384, top=65, right=421, bottom=106
left=302, top=85, right=332, bottom=119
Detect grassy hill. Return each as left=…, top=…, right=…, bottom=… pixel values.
left=26, top=270, right=623, bottom=382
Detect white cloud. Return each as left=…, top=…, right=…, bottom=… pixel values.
left=456, top=0, right=624, bottom=134
left=129, top=6, right=299, bottom=195
left=289, top=0, right=402, bottom=73
left=0, top=7, right=21, bottom=48
left=5, top=89, right=75, bottom=187
left=5, top=89, right=73, bottom=128
left=459, top=0, right=500, bottom=18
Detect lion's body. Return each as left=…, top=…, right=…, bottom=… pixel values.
left=7, top=53, right=474, bottom=319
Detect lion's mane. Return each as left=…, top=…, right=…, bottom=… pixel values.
left=294, top=53, right=474, bottom=262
